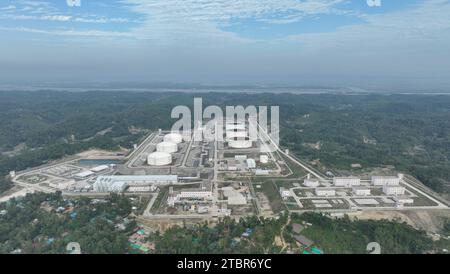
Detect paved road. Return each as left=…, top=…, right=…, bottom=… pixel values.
left=126, top=132, right=158, bottom=168
left=252, top=119, right=325, bottom=180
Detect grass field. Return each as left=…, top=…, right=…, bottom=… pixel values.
left=255, top=180, right=287, bottom=213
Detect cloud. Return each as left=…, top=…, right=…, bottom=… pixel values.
left=0, top=26, right=133, bottom=38
left=0, top=0, right=351, bottom=42
left=278, top=0, right=450, bottom=87
left=286, top=0, right=450, bottom=50
left=0, top=5, right=16, bottom=11
left=120, top=0, right=348, bottom=43
left=0, top=0, right=134, bottom=25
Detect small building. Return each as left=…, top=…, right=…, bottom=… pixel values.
left=178, top=191, right=212, bottom=200
left=353, top=188, right=371, bottom=196
left=128, top=186, right=153, bottom=192
left=90, top=165, right=109, bottom=173
left=279, top=187, right=291, bottom=198
left=197, top=206, right=209, bottom=214
left=383, top=185, right=406, bottom=196
left=371, top=175, right=401, bottom=186
left=246, top=159, right=256, bottom=169
left=235, top=155, right=247, bottom=161
left=49, top=181, right=73, bottom=190
left=255, top=169, right=270, bottom=176
left=394, top=196, right=414, bottom=204
left=333, top=177, right=360, bottom=187
left=303, top=179, right=320, bottom=188
left=315, top=188, right=336, bottom=197
left=294, top=235, right=314, bottom=247
left=74, top=170, right=95, bottom=180
left=260, top=155, right=269, bottom=164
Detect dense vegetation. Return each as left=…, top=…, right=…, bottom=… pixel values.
left=150, top=211, right=445, bottom=254
left=291, top=212, right=436, bottom=254
left=1, top=90, right=450, bottom=196
left=0, top=192, right=447, bottom=254
left=0, top=192, right=136, bottom=254
left=0, top=178, right=12, bottom=193
left=151, top=214, right=287, bottom=254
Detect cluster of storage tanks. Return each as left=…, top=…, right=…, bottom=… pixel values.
left=226, top=121, right=253, bottom=149
left=147, top=133, right=183, bottom=166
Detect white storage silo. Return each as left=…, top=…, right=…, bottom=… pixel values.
left=228, top=140, right=253, bottom=149
left=147, top=152, right=172, bottom=166
left=226, top=123, right=246, bottom=131
left=156, top=141, right=178, bottom=153
left=164, top=133, right=183, bottom=144
left=226, top=130, right=248, bottom=140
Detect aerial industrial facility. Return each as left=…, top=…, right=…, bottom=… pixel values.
left=8, top=119, right=447, bottom=223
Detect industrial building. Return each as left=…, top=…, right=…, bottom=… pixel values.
left=353, top=188, right=371, bottom=196
left=255, top=169, right=270, bottom=176
left=234, top=155, right=247, bottom=161
left=90, top=165, right=110, bottom=173
left=279, top=187, right=291, bottom=198
left=164, top=133, right=183, bottom=144
left=93, top=175, right=178, bottom=192
left=394, top=196, right=414, bottom=204
left=94, top=180, right=127, bottom=193
left=315, top=188, right=336, bottom=197
left=383, top=185, right=406, bottom=196
left=168, top=191, right=213, bottom=204
left=333, top=177, right=361, bottom=187
left=260, top=155, right=269, bottom=164
left=74, top=170, right=95, bottom=180
left=372, top=175, right=402, bottom=186
left=303, top=178, right=320, bottom=188
left=156, top=141, right=178, bottom=153
left=147, top=152, right=172, bottom=166
left=48, top=180, right=74, bottom=190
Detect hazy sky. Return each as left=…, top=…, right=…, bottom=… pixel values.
left=1, top=0, right=449, bottom=90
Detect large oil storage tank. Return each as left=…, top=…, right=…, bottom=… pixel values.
left=147, top=152, right=172, bottom=166
left=228, top=140, right=253, bottom=149
left=156, top=141, right=178, bottom=153
left=164, top=133, right=183, bottom=144
left=226, top=123, right=246, bottom=131
left=226, top=130, right=248, bottom=139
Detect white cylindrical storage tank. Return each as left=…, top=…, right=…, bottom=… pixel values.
left=164, top=133, right=183, bottom=144
left=226, top=130, right=247, bottom=139
left=147, top=152, right=172, bottom=166
left=228, top=140, right=253, bottom=149
left=226, top=124, right=246, bottom=131
left=156, top=141, right=178, bottom=153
